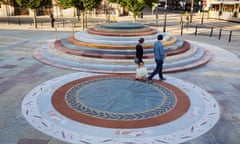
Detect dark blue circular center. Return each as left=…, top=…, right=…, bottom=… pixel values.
left=100, top=22, right=145, bottom=30
left=66, top=78, right=176, bottom=120
left=76, top=79, right=165, bottom=113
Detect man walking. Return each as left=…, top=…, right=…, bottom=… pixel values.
left=148, top=34, right=166, bottom=82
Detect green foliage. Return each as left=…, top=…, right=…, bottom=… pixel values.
left=57, top=0, right=73, bottom=9
left=15, top=0, right=51, bottom=9
left=107, top=0, right=159, bottom=15
left=15, top=0, right=51, bottom=29
left=57, top=0, right=101, bottom=11
left=152, top=2, right=158, bottom=11
left=82, top=0, right=101, bottom=11
left=57, top=0, right=102, bottom=30
left=72, top=0, right=84, bottom=9
left=126, top=0, right=145, bottom=16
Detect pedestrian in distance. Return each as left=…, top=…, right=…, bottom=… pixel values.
left=50, top=13, right=55, bottom=28
left=135, top=38, right=147, bottom=80
left=135, top=38, right=144, bottom=66
left=147, top=34, right=166, bottom=82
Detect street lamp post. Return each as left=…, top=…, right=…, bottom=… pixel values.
left=163, top=0, right=167, bottom=32
left=201, top=10, right=204, bottom=24
left=156, top=7, right=159, bottom=25
left=190, top=0, right=194, bottom=23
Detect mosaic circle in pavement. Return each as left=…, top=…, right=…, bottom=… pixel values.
left=22, top=73, right=220, bottom=144
left=66, top=78, right=175, bottom=114
left=52, top=75, right=189, bottom=128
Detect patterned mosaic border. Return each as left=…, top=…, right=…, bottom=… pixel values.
left=52, top=74, right=190, bottom=128
left=65, top=78, right=177, bottom=120
left=21, top=73, right=220, bottom=144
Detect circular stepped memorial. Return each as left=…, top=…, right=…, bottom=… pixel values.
left=33, top=22, right=212, bottom=73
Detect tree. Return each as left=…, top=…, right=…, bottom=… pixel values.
left=107, top=0, right=159, bottom=22
left=57, top=0, right=101, bottom=30
left=57, top=0, right=83, bottom=21
left=82, top=0, right=102, bottom=29
left=15, top=0, right=51, bottom=29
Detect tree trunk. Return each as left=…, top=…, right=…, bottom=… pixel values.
left=85, top=13, right=87, bottom=28
left=133, top=14, right=137, bottom=23
left=81, top=11, right=85, bottom=31
left=33, top=9, right=37, bottom=29
left=106, top=9, right=110, bottom=22
left=77, top=8, right=80, bottom=21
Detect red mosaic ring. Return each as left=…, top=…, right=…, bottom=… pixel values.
left=52, top=75, right=190, bottom=128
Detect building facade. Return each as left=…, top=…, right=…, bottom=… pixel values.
left=208, top=0, right=240, bottom=21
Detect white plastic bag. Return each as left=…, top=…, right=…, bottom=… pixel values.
left=136, top=65, right=148, bottom=78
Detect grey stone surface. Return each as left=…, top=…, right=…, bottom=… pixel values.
left=0, top=11, right=240, bottom=144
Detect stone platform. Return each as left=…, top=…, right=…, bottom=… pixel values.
left=33, top=22, right=212, bottom=74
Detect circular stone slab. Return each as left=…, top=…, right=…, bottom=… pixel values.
left=52, top=75, right=190, bottom=128
left=99, top=22, right=145, bottom=30
left=22, top=73, right=220, bottom=144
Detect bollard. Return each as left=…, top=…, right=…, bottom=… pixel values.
left=18, top=17, right=21, bottom=25
left=55, top=27, right=58, bottom=40
left=201, top=11, right=204, bottom=25
left=72, top=26, right=75, bottom=34
left=163, top=12, right=167, bottom=32
left=62, top=19, right=65, bottom=27
left=7, top=17, right=9, bottom=25
left=228, top=31, right=232, bottom=43
left=156, top=13, right=158, bottom=25
left=218, top=29, right=222, bottom=40
left=72, top=21, right=76, bottom=28
left=194, top=25, right=198, bottom=36
left=181, top=22, right=183, bottom=36
left=210, top=27, right=213, bottom=37
left=180, top=16, right=183, bottom=27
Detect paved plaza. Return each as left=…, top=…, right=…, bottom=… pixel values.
left=0, top=12, right=240, bottom=144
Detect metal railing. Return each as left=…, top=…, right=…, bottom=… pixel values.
left=0, top=15, right=239, bottom=43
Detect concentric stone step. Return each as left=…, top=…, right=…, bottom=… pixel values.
left=97, top=22, right=146, bottom=30
left=61, top=35, right=183, bottom=54
left=57, top=38, right=189, bottom=59
left=68, top=35, right=177, bottom=49
left=33, top=22, right=212, bottom=73
left=73, top=31, right=169, bottom=45
left=33, top=41, right=211, bottom=74
left=48, top=42, right=198, bottom=65
left=87, top=22, right=158, bottom=36
left=94, top=24, right=152, bottom=32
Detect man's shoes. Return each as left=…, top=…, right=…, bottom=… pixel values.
left=159, top=77, right=166, bottom=81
